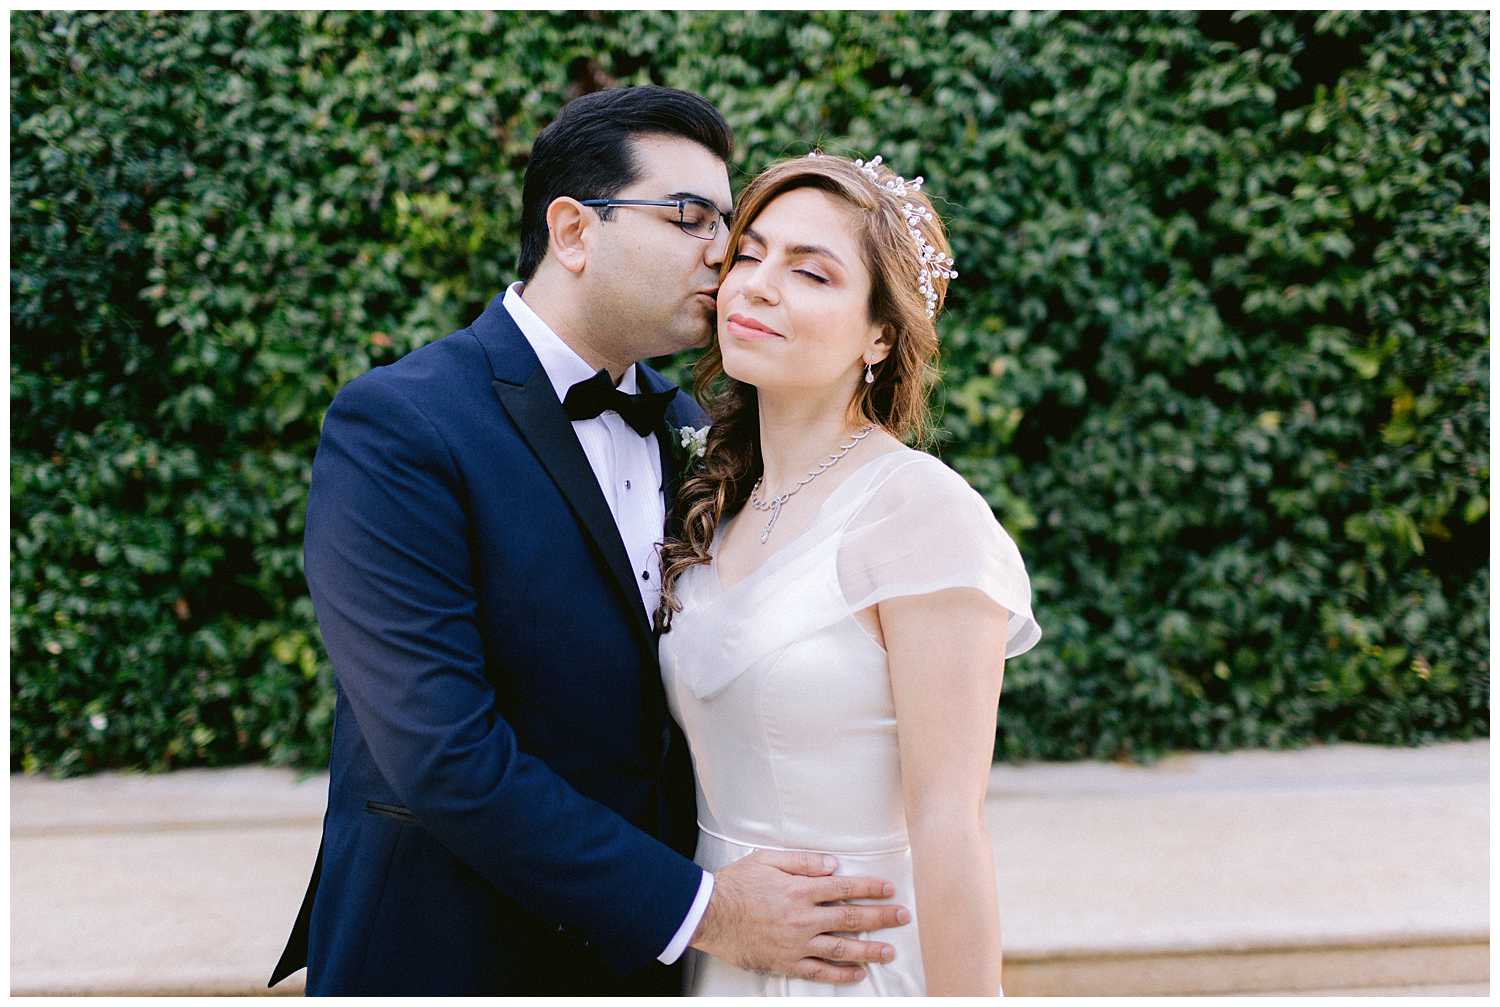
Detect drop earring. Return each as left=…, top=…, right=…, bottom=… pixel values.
left=864, top=361, right=875, bottom=384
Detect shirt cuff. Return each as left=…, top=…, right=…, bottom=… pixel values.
left=657, top=869, right=714, bottom=964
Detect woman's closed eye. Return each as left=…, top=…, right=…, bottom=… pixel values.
left=731, top=252, right=828, bottom=284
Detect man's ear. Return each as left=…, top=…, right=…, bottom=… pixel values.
left=544, top=197, right=591, bottom=275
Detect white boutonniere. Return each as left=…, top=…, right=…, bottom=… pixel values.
left=677, top=424, right=709, bottom=478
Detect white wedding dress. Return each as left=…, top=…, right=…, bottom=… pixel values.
left=659, top=447, right=1042, bottom=996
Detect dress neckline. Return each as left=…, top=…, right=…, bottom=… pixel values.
left=708, top=446, right=917, bottom=595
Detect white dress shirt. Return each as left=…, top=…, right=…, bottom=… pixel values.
left=503, top=283, right=713, bottom=965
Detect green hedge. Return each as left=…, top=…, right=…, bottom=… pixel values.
left=12, top=11, right=1488, bottom=775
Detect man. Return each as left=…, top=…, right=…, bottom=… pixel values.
left=269, top=85, right=907, bottom=995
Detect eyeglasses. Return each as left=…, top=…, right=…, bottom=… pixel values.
left=578, top=197, right=730, bottom=241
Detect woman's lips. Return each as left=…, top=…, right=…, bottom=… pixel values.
left=725, top=314, right=783, bottom=341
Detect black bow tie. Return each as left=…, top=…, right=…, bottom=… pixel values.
left=562, top=368, right=676, bottom=437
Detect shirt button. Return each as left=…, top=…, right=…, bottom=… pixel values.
left=641, top=570, right=650, bottom=581
left=625, top=479, right=632, bottom=490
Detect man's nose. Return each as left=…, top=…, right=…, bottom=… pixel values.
left=704, top=222, right=730, bottom=270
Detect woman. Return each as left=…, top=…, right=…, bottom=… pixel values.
left=656, top=152, right=1043, bottom=996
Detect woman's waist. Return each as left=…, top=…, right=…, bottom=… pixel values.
left=694, top=817, right=910, bottom=858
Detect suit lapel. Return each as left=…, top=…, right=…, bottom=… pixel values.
left=657, top=419, right=679, bottom=512
left=639, top=365, right=693, bottom=513
left=476, top=296, right=655, bottom=650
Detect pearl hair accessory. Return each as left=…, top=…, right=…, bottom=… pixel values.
left=902, top=198, right=957, bottom=318
left=809, top=151, right=958, bottom=318
left=853, top=154, right=922, bottom=197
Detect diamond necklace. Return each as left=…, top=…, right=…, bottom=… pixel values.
left=749, top=425, right=876, bottom=544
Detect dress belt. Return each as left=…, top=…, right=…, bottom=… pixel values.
left=697, top=820, right=911, bottom=857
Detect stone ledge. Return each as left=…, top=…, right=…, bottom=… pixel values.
left=11, top=740, right=1487, bottom=996
left=1003, top=932, right=1489, bottom=996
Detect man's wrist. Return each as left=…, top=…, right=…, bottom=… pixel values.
left=687, top=864, right=735, bottom=954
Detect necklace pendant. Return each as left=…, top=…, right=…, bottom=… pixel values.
left=760, top=498, right=781, bottom=544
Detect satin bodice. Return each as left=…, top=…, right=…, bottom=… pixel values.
left=659, top=451, right=923, bottom=853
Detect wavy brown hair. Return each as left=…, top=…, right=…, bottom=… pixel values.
left=655, top=152, right=956, bottom=631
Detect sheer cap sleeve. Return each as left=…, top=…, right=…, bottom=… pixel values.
left=837, top=453, right=1042, bottom=659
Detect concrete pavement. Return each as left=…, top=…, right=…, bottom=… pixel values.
left=11, top=740, right=1488, bottom=995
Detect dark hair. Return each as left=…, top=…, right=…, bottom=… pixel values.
left=516, top=85, right=734, bottom=280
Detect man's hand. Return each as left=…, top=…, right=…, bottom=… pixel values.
left=688, top=849, right=910, bottom=984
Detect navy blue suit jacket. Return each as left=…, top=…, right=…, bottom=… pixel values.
left=269, top=293, right=709, bottom=994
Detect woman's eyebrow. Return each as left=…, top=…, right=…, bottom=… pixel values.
left=743, top=226, right=846, bottom=267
